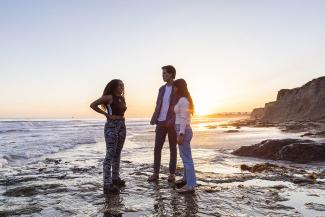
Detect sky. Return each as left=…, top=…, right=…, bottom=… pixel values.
left=0, top=0, right=324, bottom=118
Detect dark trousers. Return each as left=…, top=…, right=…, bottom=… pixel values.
left=153, top=123, right=177, bottom=174
left=103, top=120, right=126, bottom=186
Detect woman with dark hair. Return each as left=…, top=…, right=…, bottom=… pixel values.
left=90, top=79, right=127, bottom=194
left=173, top=79, right=197, bottom=193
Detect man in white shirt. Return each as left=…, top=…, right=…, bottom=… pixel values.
left=148, top=65, right=178, bottom=182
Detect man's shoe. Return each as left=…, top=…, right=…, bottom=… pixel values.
left=103, top=184, right=119, bottom=194
left=175, top=179, right=187, bottom=188
left=113, top=178, right=126, bottom=187
left=176, top=185, right=195, bottom=194
left=147, top=174, right=159, bottom=182
left=167, top=174, right=176, bottom=182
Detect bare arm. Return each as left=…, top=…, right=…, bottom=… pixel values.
left=90, top=95, right=112, bottom=119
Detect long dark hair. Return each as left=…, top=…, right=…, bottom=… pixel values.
left=173, top=79, right=194, bottom=115
left=101, top=79, right=124, bottom=111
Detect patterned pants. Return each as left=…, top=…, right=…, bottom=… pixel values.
left=103, top=119, right=126, bottom=186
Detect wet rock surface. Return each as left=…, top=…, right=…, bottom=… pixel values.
left=1, top=142, right=325, bottom=216
left=305, top=202, right=325, bottom=211
left=232, top=139, right=325, bottom=163
left=224, top=130, right=240, bottom=133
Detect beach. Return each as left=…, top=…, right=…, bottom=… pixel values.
left=1, top=118, right=325, bottom=216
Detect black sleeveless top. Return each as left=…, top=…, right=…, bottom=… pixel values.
left=108, top=95, right=127, bottom=116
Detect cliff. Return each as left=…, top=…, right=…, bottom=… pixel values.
left=250, top=76, right=325, bottom=122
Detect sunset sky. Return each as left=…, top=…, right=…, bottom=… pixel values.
left=1, top=0, right=325, bottom=118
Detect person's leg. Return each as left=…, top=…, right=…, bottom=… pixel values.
left=112, top=120, right=126, bottom=182
left=167, top=125, right=177, bottom=176
left=153, top=125, right=168, bottom=175
left=103, top=122, right=118, bottom=187
left=183, top=163, right=187, bottom=182
left=178, top=141, right=186, bottom=182
left=178, top=143, right=186, bottom=182
left=179, top=127, right=196, bottom=188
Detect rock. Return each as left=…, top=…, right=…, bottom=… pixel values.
left=240, top=164, right=251, bottom=171
left=250, top=108, right=265, bottom=120
left=206, top=125, right=217, bottom=129
left=292, top=177, right=315, bottom=184
left=305, top=202, right=325, bottom=211
left=44, top=158, right=61, bottom=165
left=280, top=123, right=306, bottom=131
left=270, top=185, right=287, bottom=190
left=4, top=186, right=37, bottom=197
left=204, top=187, right=221, bottom=193
left=307, top=193, right=320, bottom=197
left=71, top=166, right=95, bottom=173
left=121, top=160, right=132, bottom=164
left=300, top=132, right=315, bottom=137
left=240, top=163, right=281, bottom=173
left=308, top=172, right=317, bottom=180
left=224, top=130, right=240, bottom=133
left=316, top=131, right=325, bottom=136
left=232, top=139, right=325, bottom=163
left=4, top=183, right=63, bottom=197
left=250, top=76, right=325, bottom=122
left=0, top=206, right=42, bottom=216
left=301, top=131, right=325, bottom=138
left=317, top=171, right=325, bottom=179
left=38, top=168, right=46, bottom=172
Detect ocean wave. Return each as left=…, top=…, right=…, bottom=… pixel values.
left=2, top=154, right=29, bottom=161
left=0, top=137, right=99, bottom=167
left=0, top=129, right=31, bottom=134
left=0, top=120, right=106, bottom=167
left=0, top=119, right=151, bottom=168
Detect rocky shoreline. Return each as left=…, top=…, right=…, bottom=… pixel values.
left=232, top=139, right=325, bottom=163
left=1, top=116, right=325, bottom=216
left=1, top=141, right=325, bottom=216
left=227, top=118, right=325, bottom=138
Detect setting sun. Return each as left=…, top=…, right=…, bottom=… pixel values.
left=193, top=101, right=214, bottom=116
left=192, top=90, right=225, bottom=116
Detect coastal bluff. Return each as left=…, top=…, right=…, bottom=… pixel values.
left=250, top=76, right=325, bottom=122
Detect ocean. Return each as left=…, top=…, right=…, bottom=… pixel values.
left=0, top=117, right=310, bottom=168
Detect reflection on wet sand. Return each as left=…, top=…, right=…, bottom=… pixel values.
left=151, top=183, right=199, bottom=217
left=103, top=194, right=123, bottom=217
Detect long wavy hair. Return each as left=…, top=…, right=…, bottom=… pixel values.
left=101, top=79, right=124, bottom=111
left=173, top=79, right=194, bottom=115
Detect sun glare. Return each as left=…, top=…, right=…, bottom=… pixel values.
left=192, top=91, right=224, bottom=116
left=194, top=103, right=213, bottom=116
left=192, top=89, right=226, bottom=116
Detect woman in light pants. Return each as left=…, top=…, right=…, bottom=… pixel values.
left=173, top=79, right=197, bottom=193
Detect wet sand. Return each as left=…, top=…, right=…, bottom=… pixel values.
left=1, top=119, right=325, bottom=216
left=1, top=140, right=325, bottom=216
